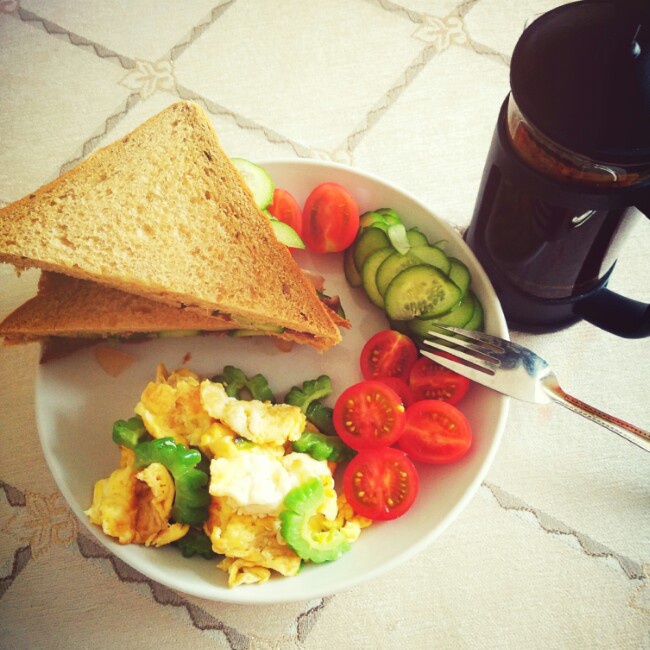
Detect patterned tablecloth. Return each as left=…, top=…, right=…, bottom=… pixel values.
left=1, top=1, right=649, bottom=648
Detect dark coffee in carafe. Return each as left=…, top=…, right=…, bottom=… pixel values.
left=465, top=0, right=650, bottom=337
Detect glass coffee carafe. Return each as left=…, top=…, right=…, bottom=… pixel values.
left=465, top=0, right=650, bottom=337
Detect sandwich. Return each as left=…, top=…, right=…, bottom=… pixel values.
left=0, top=271, right=349, bottom=362
left=0, top=101, right=344, bottom=355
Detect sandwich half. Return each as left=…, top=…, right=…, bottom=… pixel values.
left=0, top=101, right=342, bottom=350
left=0, top=272, right=350, bottom=362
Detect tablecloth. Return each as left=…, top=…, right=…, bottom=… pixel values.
left=1, top=1, right=649, bottom=648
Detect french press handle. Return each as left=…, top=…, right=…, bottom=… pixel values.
left=574, top=196, right=650, bottom=338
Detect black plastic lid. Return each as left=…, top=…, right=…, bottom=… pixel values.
left=511, top=0, right=650, bottom=165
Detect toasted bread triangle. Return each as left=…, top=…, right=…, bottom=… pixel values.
left=0, top=272, right=349, bottom=354
left=0, top=101, right=341, bottom=349
left=0, top=272, right=236, bottom=342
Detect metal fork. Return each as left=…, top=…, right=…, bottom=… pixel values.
left=421, top=326, right=650, bottom=454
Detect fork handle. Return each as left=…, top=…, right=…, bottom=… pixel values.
left=545, top=385, right=650, bottom=454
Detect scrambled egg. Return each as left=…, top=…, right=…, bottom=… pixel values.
left=88, top=364, right=371, bottom=587
left=135, top=366, right=212, bottom=448
left=205, top=498, right=301, bottom=586
left=209, top=451, right=337, bottom=517
left=200, top=380, right=305, bottom=445
left=85, top=447, right=189, bottom=546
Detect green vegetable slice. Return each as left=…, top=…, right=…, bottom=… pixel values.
left=304, top=401, right=336, bottom=436
left=447, top=257, right=471, bottom=298
left=406, top=228, right=429, bottom=247
left=375, top=208, right=401, bottom=222
left=410, top=245, right=451, bottom=275
left=172, top=527, right=217, bottom=559
left=343, top=245, right=363, bottom=288
left=268, top=217, right=305, bottom=249
left=284, top=375, right=332, bottom=412
left=211, top=365, right=275, bottom=402
left=112, top=415, right=151, bottom=449
left=317, top=291, right=347, bottom=321
left=353, top=227, right=391, bottom=273
left=157, top=329, right=202, bottom=338
left=361, top=247, right=393, bottom=308
left=279, top=478, right=351, bottom=563
left=358, top=209, right=401, bottom=231
left=408, top=291, right=476, bottom=337
left=133, top=437, right=210, bottom=526
left=386, top=223, right=411, bottom=255
left=384, top=264, right=462, bottom=320
left=464, top=295, right=485, bottom=330
left=231, top=158, right=274, bottom=209
left=292, top=429, right=349, bottom=462
left=375, top=250, right=423, bottom=297
left=228, top=327, right=284, bottom=338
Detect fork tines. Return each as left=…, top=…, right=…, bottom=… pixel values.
left=429, top=326, right=506, bottom=352
left=421, top=326, right=502, bottom=376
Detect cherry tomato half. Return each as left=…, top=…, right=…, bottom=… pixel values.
left=343, top=447, right=419, bottom=521
left=266, top=188, right=303, bottom=237
left=302, top=182, right=359, bottom=253
left=360, top=329, right=419, bottom=383
left=333, top=380, right=406, bottom=451
left=408, top=355, right=470, bottom=405
left=398, top=400, right=472, bottom=464
left=375, top=376, right=415, bottom=408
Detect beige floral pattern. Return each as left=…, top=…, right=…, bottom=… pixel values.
left=11, top=491, right=79, bottom=559
left=413, top=15, right=467, bottom=51
left=120, top=60, right=175, bottom=99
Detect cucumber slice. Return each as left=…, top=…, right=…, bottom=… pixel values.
left=231, top=158, right=274, bottom=209
left=376, top=250, right=424, bottom=297
left=447, top=257, right=471, bottom=297
left=361, top=247, right=394, bottom=308
left=406, top=228, right=428, bottom=247
left=386, top=223, right=410, bottom=255
left=353, top=227, right=391, bottom=272
left=343, top=245, right=363, bottom=288
left=269, top=218, right=305, bottom=249
left=228, top=327, right=284, bottom=337
left=410, top=245, right=451, bottom=275
left=407, top=292, right=476, bottom=337
left=359, top=212, right=388, bottom=231
left=464, top=295, right=484, bottom=330
left=157, top=329, right=202, bottom=338
left=384, top=264, right=462, bottom=320
left=359, top=210, right=401, bottom=229
left=375, top=208, right=401, bottom=222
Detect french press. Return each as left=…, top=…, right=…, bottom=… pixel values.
left=465, top=0, right=650, bottom=337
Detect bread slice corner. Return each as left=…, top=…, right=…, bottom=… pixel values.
left=0, top=101, right=342, bottom=350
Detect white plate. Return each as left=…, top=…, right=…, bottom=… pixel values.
left=35, top=159, right=509, bottom=604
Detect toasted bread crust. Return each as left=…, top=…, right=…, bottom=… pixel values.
left=0, top=101, right=341, bottom=349
left=0, top=272, right=345, bottom=353
left=0, top=272, right=236, bottom=340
